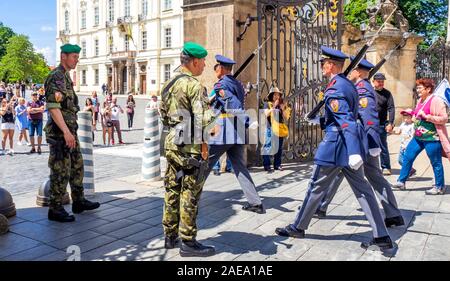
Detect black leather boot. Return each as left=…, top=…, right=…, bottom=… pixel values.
left=242, top=203, right=265, bottom=214
left=361, top=236, right=394, bottom=250
left=48, top=206, right=75, bottom=223
left=275, top=225, right=305, bottom=238
left=72, top=199, right=101, bottom=214
left=164, top=236, right=179, bottom=249
left=180, top=240, right=215, bottom=257
left=385, top=216, right=405, bottom=228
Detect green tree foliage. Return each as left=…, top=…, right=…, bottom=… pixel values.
left=0, top=35, right=50, bottom=83
left=398, top=0, right=448, bottom=47
left=344, top=0, right=448, bottom=48
left=0, top=22, right=16, bottom=59
left=344, top=0, right=377, bottom=28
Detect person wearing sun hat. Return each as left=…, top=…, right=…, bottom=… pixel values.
left=43, top=43, right=100, bottom=223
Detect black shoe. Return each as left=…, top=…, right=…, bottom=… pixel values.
left=48, top=206, right=75, bottom=223
left=72, top=199, right=101, bottom=214
left=314, top=210, right=327, bottom=219
left=180, top=240, right=215, bottom=257
left=242, top=203, right=265, bottom=214
left=361, top=236, right=394, bottom=250
left=275, top=225, right=305, bottom=238
left=213, top=170, right=221, bottom=176
left=164, top=236, right=179, bottom=249
left=384, top=216, right=405, bottom=228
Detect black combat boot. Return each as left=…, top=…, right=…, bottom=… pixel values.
left=361, top=235, right=394, bottom=250
left=72, top=199, right=101, bottom=214
left=48, top=206, right=75, bottom=223
left=275, top=225, right=305, bottom=238
left=242, top=203, right=265, bottom=214
left=180, top=240, right=215, bottom=257
left=384, top=216, right=405, bottom=228
left=164, top=235, right=179, bottom=249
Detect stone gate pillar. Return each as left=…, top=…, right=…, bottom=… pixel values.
left=183, top=0, right=259, bottom=164
left=343, top=27, right=423, bottom=125
left=183, top=0, right=258, bottom=104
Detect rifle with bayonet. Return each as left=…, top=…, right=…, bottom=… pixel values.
left=306, top=8, right=399, bottom=120
left=368, top=32, right=410, bottom=80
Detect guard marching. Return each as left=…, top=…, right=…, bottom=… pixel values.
left=315, top=57, right=404, bottom=229
left=275, top=46, right=395, bottom=251
left=44, top=44, right=100, bottom=223
left=159, top=42, right=222, bottom=257
left=206, top=54, right=264, bottom=214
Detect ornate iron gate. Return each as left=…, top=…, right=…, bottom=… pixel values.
left=416, top=38, right=450, bottom=84
left=257, top=0, right=343, bottom=162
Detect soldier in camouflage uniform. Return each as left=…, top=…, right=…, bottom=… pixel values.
left=45, top=44, right=100, bottom=223
left=160, top=42, right=223, bottom=257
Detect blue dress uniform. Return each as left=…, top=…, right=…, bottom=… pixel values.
left=276, top=47, right=393, bottom=249
left=317, top=58, right=403, bottom=226
left=205, top=55, right=263, bottom=211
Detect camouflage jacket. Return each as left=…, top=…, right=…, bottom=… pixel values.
left=160, top=68, right=218, bottom=155
left=44, top=64, right=80, bottom=137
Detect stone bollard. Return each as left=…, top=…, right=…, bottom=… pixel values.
left=0, top=214, right=8, bottom=235
left=141, top=107, right=161, bottom=181
left=77, top=111, right=95, bottom=196
left=36, top=178, right=71, bottom=207
left=0, top=186, right=16, bottom=218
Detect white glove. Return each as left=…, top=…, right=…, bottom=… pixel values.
left=369, top=148, right=381, bottom=157
left=348, top=154, right=363, bottom=170
left=307, top=116, right=321, bottom=125
left=249, top=121, right=259, bottom=130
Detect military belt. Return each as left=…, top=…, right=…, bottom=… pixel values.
left=219, top=113, right=234, bottom=118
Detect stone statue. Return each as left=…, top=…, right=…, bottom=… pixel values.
left=366, top=0, right=409, bottom=33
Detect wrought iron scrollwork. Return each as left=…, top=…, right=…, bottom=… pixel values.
left=257, top=0, right=343, bottom=163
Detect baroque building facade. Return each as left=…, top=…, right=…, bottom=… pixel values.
left=57, top=0, right=183, bottom=95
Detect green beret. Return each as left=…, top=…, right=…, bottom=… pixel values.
left=183, top=42, right=207, bottom=59
left=60, top=44, right=81, bottom=54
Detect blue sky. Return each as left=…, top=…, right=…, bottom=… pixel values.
left=0, top=0, right=57, bottom=66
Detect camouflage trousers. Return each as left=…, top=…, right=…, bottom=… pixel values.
left=162, top=150, right=205, bottom=241
left=48, top=136, right=85, bottom=208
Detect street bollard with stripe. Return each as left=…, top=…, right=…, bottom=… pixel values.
left=142, top=106, right=161, bottom=181
left=77, top=111, right=95, bottom=196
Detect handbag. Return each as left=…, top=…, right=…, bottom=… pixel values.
left=443, top=147, right=448, bottom=158
left=269, top=104, right=289, bottom=137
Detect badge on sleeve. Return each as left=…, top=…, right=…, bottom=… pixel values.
left=55, top=91, right=63, bottom=103
left=359, top=97, right=368, bottom=108
left=330, top=99, right=339, bottom=112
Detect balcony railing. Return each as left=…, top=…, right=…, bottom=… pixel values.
left=59, top=29, right=70, bottom=37
left=138, top=14, right=146, bottom=21
left=110, top=51, right=136, bottom=60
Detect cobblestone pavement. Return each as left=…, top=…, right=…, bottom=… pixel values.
left=1, top=126, right=449, bottom=261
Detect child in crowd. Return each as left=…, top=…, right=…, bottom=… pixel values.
left=393, top=108, right=416, bottom=177
left=15, top=98, right=30, bottom=146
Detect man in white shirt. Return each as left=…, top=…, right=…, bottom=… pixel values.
left=110, top=97, right=124, bottom=145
